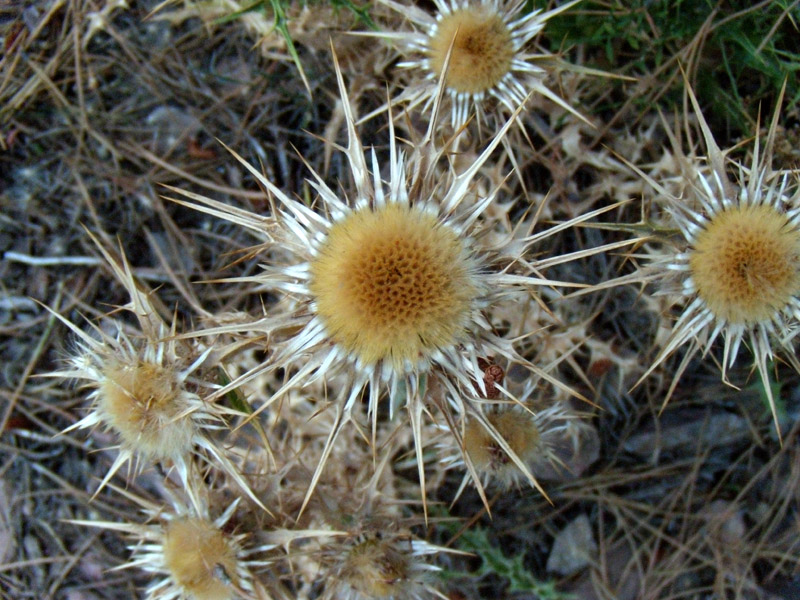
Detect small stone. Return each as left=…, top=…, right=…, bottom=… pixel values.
left=145, top=106, right=201, bottom=154
left=623, top=409, right=749, bottom=459
left=703, top=500, right=746, bottom=546
left=546, top=514, right=597, bottom=576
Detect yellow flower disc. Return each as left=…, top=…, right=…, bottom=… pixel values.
left=340, top=538, right=410, bottom=597
left=100, top=361, right=194, bottom=460
left=463, top=411, right=540, bottom=474
left=429, top=8, right=515, bottom=94
left=309, top=203, right=476, bottom=367
left=163, top=518, right=239, bottom=600
left=689, top=203, right=800, bottom=324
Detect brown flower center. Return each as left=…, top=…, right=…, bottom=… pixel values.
left=429, top=8, right=515, bottom=94
left=309, top=204, right=476, bottom=367
left=689, top=203, right=800, bottom=324
left=163, top=518, right=239, bottom=600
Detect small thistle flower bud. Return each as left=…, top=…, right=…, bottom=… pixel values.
left=337, top=537, right=412, bottom=598
left=71, top=493, right=266, bottom=600
left=326, top=531, right=445, bottom=600
left=63, top=332, right=269, bottom=510
left=441, top=402, right=572, bottom=491
left=54, top=323, right=230, bottom=497
left=463, top=410, right=540, bottom=477
left=48, top=240, right=267, bottom=509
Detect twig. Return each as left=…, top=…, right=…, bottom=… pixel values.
left=4, top=252, right=101, bottom=267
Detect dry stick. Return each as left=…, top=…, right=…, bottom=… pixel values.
left=69, top=0, right=91, bottom=164
left=596, top=0, right=784, bottom=148
left=3, top=252, right=101, bottom=267
left=755, top=0, right=800, bottom=54
left=71, top=167, right=115, bottom=251
left=20, top=57, right=119, bottom=162
left=0, top=0, right=67, bottom=111
left=713, top=0, right=783, bottom=30
left=5, top=38, right=70, bottom=115
left=722, top=421, right=800, bottom=581
left=18, top=57, right=71, bottom=110
left=27, top=461, right=123, bottom=518
left=151, top=190, right=201, bottom=262
left=125, top=143, right=269, bottom=200
left=13, top=5, right=120, bottom=164
left=70, top=0, right=86, bottom=119
left=573, top=450, right=755, bottom=594
left=3, top=252, right=175, bottom=284
left=0, top=557, right=73, bottom=573
left=3, top=394, right=92, bottom=451
left=0, top=273, right=93, bottom=336
left=0, top=284, right=63, bottom=434
left=0, top=44, right=24, bottom=117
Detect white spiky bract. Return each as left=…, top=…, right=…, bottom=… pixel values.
left=633, top=84, right=800, bottom=435
left=320, top=458, right=452, bottom=600
left=371, top=0, right=586, bottom=131
left=306, top=441, right=450, bottom=600
left=49, top=236, right=266, bottom=511
left=167, top=52, right=626, bottom=515
left=253, top=405, right=449, bottom=600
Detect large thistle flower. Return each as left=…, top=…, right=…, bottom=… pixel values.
left=169, top=54, right=625, bottom=511
left=372, top=0, right=586, bottom=131
left=633, top=84, right=800, bottom=435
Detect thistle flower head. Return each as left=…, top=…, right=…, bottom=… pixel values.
left=50, top=238, right=265, bottom=510
left=633, top=83, right=800, bottom=434
left=59, top=324, right=268, bottom=507
left=441, top=401, right=572, bottom=491
left=338, top=536, right=411, bottom=597
left=428, top=5, right=514, bottom=95
left=373, top=0, right=587, bottom=131
left=463, top=410, right=540, bottom=473
left=169, top=51, right=623, bottom=515
left=55, top=283, right=213, bottom=493
left=162, top=516, right=243, bottom=600
left=74, top=490, right=265, bottom=600
left=329, top=532, right=444, bottom=600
